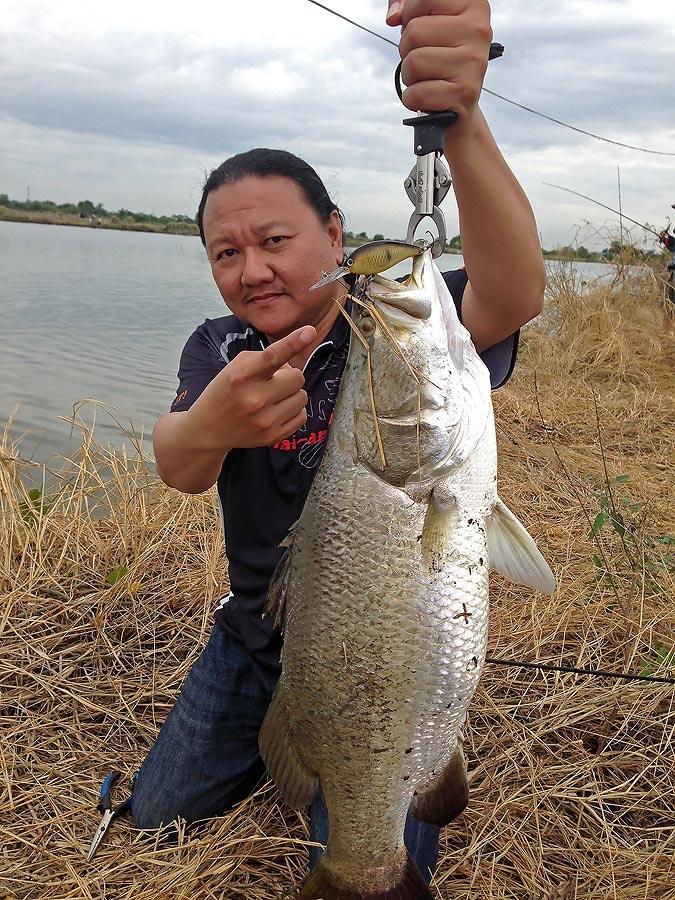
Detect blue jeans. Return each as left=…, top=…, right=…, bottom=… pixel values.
left=132, top=623, right=439, bottom=882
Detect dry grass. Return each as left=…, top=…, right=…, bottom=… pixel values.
left=1, top=262, right=674, bottom=899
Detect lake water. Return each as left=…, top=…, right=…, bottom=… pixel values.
left=0, top=220, right=614, bottom=465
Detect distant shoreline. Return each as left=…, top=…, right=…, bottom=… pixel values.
left=0, top=207, right=199, bottom=236
left=0, top=209, right=447, bottom=249
left=0, top=208, right=638, bottom=264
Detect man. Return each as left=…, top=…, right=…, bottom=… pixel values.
left=132, top=0, right=546, bottom=886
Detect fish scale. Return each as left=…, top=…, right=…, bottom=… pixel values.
left=259, top=250, right=555, bottom=899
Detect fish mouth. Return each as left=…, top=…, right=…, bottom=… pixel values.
left=366, top=256, right=432, bottom=321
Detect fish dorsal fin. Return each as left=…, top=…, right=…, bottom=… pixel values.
left=263, top=519, right=300, bottom=629
left=487, top=499, right=556, bottom=594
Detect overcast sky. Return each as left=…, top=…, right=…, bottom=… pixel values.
left=1, top=0, right=673, bottom=249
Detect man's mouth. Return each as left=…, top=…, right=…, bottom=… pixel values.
left=246, top=291, right=285, bottom=305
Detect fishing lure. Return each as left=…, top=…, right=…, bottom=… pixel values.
left=309, top=239, right=424, bottom=290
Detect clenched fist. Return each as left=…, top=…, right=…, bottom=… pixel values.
left=386, top=0, right=493, bottom=139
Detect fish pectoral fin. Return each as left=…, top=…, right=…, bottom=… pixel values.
left=487, top=498, right=556, bottom=595
left=296, top=850, right=433, bottom=899
left=258, top=693, right=318, bottom=809
left=409, top=746, right=469, bottom=827
left=420, top=490, right=458, bottom=573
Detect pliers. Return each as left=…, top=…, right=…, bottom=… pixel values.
left=87, top=770, right=135, bottom=861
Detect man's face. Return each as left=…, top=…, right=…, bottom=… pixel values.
left=202, top=175, right=344, bottom=340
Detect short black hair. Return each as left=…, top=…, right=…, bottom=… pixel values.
left=196, top=148, right=344, bottom=246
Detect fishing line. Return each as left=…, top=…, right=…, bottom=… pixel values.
left=303, top=0, right=675, bottom=687
left=485, top=656, right=675, bottom=686
left=488, top=93, right=675, bottom=157
left=544, top=182, right=666, bottom=239
left=305, top=0, right=397, bottom=46
left=303, top=0, right=675, bottom=157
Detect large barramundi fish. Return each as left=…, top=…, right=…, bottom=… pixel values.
left=259, top=250, right=555, bottom=899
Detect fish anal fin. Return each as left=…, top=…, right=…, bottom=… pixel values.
left=409, top=747, right=469, bottom=827
left=258, top=693, right=318, bottom=809
left=295, top=851, right=433, bottom=899
left=487, top=498, right=556, bottom=595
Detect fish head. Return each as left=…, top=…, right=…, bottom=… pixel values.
left=344, top=250, right=492, bottom=492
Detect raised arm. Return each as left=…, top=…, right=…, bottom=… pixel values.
left=389, top=0, right=546, bottom=352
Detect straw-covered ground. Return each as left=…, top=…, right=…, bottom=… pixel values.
left=1, top=260, right=674, bottom=899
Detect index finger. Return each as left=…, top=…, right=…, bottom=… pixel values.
left=258, top=325, right=317, bottom=376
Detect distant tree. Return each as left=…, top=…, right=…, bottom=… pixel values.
left=447, top=234, right=462, bottom=250
left=77, top=200, right=95, bottom=216
left=373, top=233, right=384, bottom=241
left=356, top=231, right=368, bottom=240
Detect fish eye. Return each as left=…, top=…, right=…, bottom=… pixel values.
left=360, top=316, right=376, bottom=337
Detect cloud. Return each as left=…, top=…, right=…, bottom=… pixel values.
left=1, top=0, right=674, bottom=247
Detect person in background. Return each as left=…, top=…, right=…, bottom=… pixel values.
left=659, top=228, right=675, bottom=257
left=131, top=0, right=547, bottom=886
left=659, top=226, right=675, bottom=307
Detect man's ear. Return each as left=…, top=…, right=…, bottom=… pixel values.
left=327, top=210, right=343, bottom=259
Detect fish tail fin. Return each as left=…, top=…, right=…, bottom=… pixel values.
left=295, top=851, right=433, bottom=899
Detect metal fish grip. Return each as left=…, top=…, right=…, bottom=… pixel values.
left=396, top=42, right=504, bottom=257
left=403, top=149, right=451, bottom=257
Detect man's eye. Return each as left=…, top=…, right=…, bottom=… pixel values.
left=216, top=248, right=237, bottom=260
left=266, top=235, right=287, bottom=246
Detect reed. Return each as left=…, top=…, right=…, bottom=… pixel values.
left=1, top=262, right=673, bottom=899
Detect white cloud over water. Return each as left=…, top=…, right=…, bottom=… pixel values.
left=1, top=0, right=674, bottom=248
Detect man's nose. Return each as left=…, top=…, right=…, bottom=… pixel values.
left=241, top=247, right=275, bottom=286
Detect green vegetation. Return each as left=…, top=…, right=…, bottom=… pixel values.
left=106, top=565, right=129, bottom=586
left=0, top=193, right=199, bottom=235
left=17, top=487, right=52, bottom=525
left=587, top=471, right=674, bottom=597
left=343, top=229, right=463, bottom=253
left=543, top=239, right=663, bottom=263
left=1, top=194, right=669, bottom=263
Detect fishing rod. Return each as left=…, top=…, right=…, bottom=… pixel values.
left=544, top=182, right=667, bottom=240
left=485, top=655, right=675, bottom=686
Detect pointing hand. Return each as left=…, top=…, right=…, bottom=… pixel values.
left=187, top=325, right=317, bottom=452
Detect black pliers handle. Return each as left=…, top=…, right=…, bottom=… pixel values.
left=86, top=770, right=135, bottom=862
left=396, top=42, right=504, bottom=256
